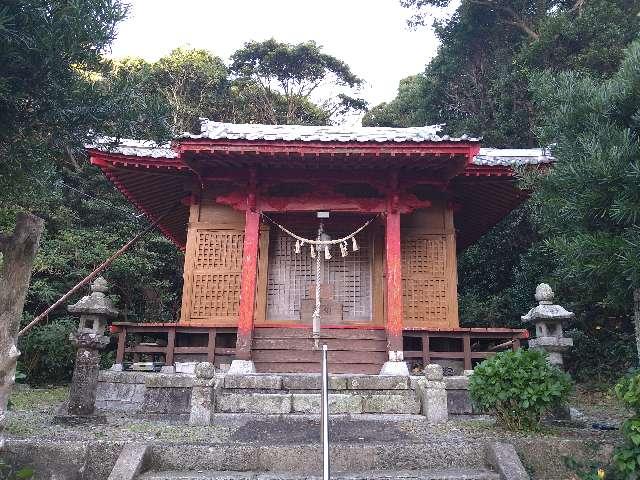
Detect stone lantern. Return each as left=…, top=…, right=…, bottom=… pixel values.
left=64, top=277, right=118, bottom=419
left=522, top=283, right=574, bottom=368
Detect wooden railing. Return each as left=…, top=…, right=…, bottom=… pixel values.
left=109, top=323, right=528, bottom=372
left=403, top=328, right=529, bottom=371
left=110, top=322, right=236, bottom=367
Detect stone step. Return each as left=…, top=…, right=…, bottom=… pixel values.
left=216, top=391, right=421, bottom=414
left=139, top=469, right=500, bottom=480
left=145, top=441, right=488, bottom=473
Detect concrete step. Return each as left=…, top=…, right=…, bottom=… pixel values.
left=139, top=469, right=500, bottom=480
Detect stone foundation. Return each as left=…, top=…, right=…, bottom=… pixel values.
left=95, top=370, right=472, bottom=419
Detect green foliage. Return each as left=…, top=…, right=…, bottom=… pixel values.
left=563, top=456, right=609, bottom=480
left=18, top=317, right=76, bottom=384
left=614, top=372, right=640, bottom=478
left=230, top=39, right=366, bottom=124
left=0, top=0, right=170, bottom=209
left=0, top=459, right=34, bottom=480
left=530, top=39, right=640, bottom=312
left=8, top=386, right=68, bottom=411
left=469, top=349, right=572, bottom=431
left=565, top=325, right=637, bottom=386
left=457, top=206, right=551, bottom=328
left=107, top=49, right=229, bottom=133
left=362, top=75, right=429, bottom=128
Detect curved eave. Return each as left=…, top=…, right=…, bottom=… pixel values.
left=453, top=165, right=534, bottom=250
left=88, top=146, right=542, bottom=252
left=88, top=150, right=191, bottom=250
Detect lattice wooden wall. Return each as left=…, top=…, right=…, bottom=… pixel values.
left=266, top=229, right=372, bottom=323
left=401, top=232, right=455, bottom=328
left=181, top=227, right=245, bottom=324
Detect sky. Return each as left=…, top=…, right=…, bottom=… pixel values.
left=108, top=0, right=443, bottom=108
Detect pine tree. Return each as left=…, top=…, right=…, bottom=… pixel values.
left=530, top=39, right=640, bottom=360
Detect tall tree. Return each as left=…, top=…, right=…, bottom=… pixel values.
left=0, top=0, right=171, bottom=208
left=529, top=39, right=640, bottom=358
left=108, top=49, right=230, bottom=134
left=0, top=0, right=172, bottom=386
left=366, top=0, right=639, bottom=146
left=230, top=39, right=367, bottom=125
left=0, top=214, right=43, bottom=446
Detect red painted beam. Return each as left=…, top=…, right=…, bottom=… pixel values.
left=216, top=191, right=430, bottom=214
left=234, top=208, right=261, bottom=360
left=385, top=210, right=404, bottom=354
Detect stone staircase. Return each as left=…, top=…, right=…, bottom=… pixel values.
left=118, top=416, right=529, bottom=480
left=134, top=435, right=505, bottom=480
left=138, top=469, right=500, bottom=479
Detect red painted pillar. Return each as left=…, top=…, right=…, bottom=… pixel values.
left=235, top=208, right=261, bottom=360
left=385, top=209, right=404, bottom=355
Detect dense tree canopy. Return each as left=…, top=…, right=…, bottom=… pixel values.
left=530, top=40, right=640, bottom=312
left=229, top=39, right=367, bottom=125
left=367, top=0, right=640, bottom=146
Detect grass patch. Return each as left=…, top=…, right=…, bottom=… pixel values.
left=9, top=386, right=68, bottom=411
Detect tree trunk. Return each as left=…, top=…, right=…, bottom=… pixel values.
left=635, top=288, right=640, bottom=365
left=0, top=213, right=44, bottom=446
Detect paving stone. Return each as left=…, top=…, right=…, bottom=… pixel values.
left=145, top=375, right=194, bottom=389
left=190, top=384, right=214, bottom=426
left=362, top=394, right=420, bottom=414
left=98, top=370, right=148, bottom=384
left=139, top=470, right=500, bottom=480
left=485, top=443, right=530, bottom=480
left=291, top=393, right=363, bottom=414
left=444, top=376, right=470, bottom=390
left=217, top=393, right=292, bottom=414
left=447, top=390, right=474, bottom=415
left=348, top=376, right=409, bottom=390
left=143, top=387, right=192, bottom=414
left=424, top=364, right=444, bottom=381
left=224, top=375, right=282, bottom=390
left=95, top=400, right=140, bottom=413
left=281, top=374, right=347, bottom=391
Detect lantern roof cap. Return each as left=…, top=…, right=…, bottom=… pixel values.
left=521, top=283, right=575, bottom=323
left=68, top=277, right=119, bottom=317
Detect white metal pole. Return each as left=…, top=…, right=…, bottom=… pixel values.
left=321, top=343, right=330, bottom=480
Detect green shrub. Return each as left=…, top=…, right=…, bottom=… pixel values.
left=18, top=318, right=76, bottom=385
left=565, top=326, right=636, bottom=387
left=469, top=349, right=572, bottom=431
left=614, top=372, right=640, bottom=478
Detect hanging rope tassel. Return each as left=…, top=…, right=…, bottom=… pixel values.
left=340, top=241, right=348, bottom=257
left=295, top=239, right=301, bottom=254
left=324, top=245, right=332, bottom=260
left=352, top=236, right=359, bottom=252
left=310, top=244, right=316, bottom=258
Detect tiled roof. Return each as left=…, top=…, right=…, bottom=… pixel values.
left=180, top=119, right=480, bottom=143
left=87, top=130, right=554, bottom=166
left=86, top=138, right=178, bottom=159
left=473, top=148, right=553, bottom=166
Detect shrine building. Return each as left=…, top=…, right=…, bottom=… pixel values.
left=88, top=121, right=550, bottom=375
